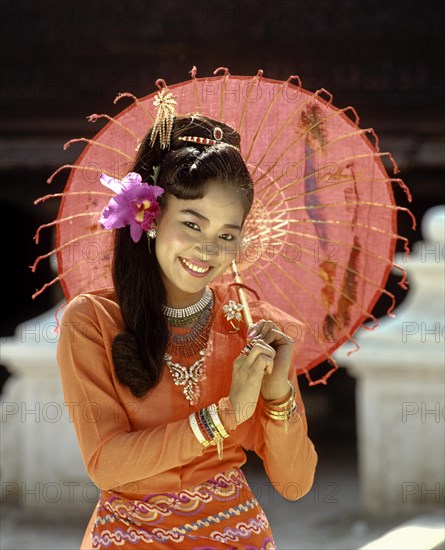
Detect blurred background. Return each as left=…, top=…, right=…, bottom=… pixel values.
left=1, top=1, right=444, bottom=549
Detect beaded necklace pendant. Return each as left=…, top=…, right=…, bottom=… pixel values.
left=164, top=350, right=207, bottom=405
left=163, top=288, right=214, bottom=404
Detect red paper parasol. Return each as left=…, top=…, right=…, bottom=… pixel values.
left=32, top=66, right=415, bottom=385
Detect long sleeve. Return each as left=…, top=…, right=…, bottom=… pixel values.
left=254, top=366, right=318, bottom=501
left=229, top=311, right=318, bottom=501
left=57, top=294, right=205, bottom=492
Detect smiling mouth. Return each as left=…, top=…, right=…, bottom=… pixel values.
left=179, top=257, right=213, bottom=276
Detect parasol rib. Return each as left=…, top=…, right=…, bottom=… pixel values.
left=263, top=177, right=412, bottom=205
left=244, top=78, right=289, bottom=163
left=63, top=138, right=133, bottom=161
left=237, top=70, right=264, bottom=138
left=86, top=113, right=140, bottom=141
left=243, top=234, right=383, bottom=329
left=31, top=229, right=111, bottom=272
left=114, top=92, right=155, bottom=123
left=34, top=190, right=113, bottom=205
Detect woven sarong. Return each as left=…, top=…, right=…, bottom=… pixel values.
left=82, top=467, right=276, bottom=549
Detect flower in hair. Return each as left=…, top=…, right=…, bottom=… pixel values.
left=99, top=172, right=164, bottom=243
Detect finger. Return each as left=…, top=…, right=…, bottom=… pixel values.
left=270, top=327, right=294, bottom=345
left=242, top=338, right=275, bottom=357
left=252, top=352, right=275, bottom=376
left=249, top=321, right=294, bottom=346
left=242, top=340, right=276, bottom=368
left=247, top=319, right=266, bottom=339
left=255, top=321, right=277, bottom=344
left=240, top=337, right=268, bottom=356
left=234, top=341, right=270, bottom=369
left=236, top=346, right=275, bottom=379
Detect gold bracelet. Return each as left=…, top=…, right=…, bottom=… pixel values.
left=265, top=402, right=298, bottom=419
left=264, top=408, right=296, bottom=433
left=189, top=412, right=210, bottom=448
left=262, top=383, right=297, bottom=434
left=207, top=404, right=229, bottom=439
left=205, top=404, right=228, bottom=460
left=262, top=382, right=296, bottom=410
left=263, top=399, right=297, bottom=417
left=190, top=404, right=230, bottom=459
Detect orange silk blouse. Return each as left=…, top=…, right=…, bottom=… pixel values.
left=57, top=282, right=317, bottom=502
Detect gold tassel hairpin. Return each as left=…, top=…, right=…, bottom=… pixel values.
left=149, top=87, right=177, bottom=149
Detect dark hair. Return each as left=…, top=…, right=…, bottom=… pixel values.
left=111, top=114, right=254, bottom=398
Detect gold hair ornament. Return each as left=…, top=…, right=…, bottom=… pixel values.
left=149, top=88, right=177, bottom=149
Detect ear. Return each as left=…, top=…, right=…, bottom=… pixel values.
left=152, top=213, right=162, bottom=228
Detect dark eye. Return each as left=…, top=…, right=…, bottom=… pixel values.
left=183, top=221, right=200, bottom=231
left=220, top=234, right=235, bottom=241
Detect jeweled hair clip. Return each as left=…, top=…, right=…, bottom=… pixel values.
left=223, top=300, right=244, bottom=332
left=179, top=126, right=240, bottom=151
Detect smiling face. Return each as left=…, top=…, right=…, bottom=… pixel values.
left=153, top=179, right=247, bottom=308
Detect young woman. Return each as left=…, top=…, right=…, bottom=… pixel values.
left=57, top=111, right=317, bottom=549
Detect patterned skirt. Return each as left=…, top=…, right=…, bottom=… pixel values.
left=82, top=467, right=276, bottom=549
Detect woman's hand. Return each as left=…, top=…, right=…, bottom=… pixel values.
left=229, top=338, right=276, bottom=425
left=247, top=320, right=294, bottom=401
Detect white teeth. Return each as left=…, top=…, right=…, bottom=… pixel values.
left=181, top=258, right=210, bottom=274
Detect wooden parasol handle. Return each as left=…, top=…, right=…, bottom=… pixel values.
left=230, top=260, right=254, bottom=328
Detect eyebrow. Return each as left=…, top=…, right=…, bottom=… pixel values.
left=180, top=209, right=242, bottom=231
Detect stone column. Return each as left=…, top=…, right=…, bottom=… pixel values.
left=0, top=305, right=95, bottom=517
left=334, top=205, right=445, bottom=518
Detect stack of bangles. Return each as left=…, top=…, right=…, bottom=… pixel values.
left=188, top=403, right=229, bottom=460
left=262, top=381, right=297, bottom=433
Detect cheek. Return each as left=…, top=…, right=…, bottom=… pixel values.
left=157, top=227, right=195, bottom=252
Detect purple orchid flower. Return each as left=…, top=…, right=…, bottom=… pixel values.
left=99, top=172, right=164, bottom=243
